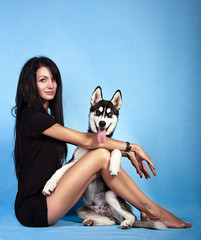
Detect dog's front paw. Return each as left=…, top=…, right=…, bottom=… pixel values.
left=109, top=149, right=121, bottom=177
left=109, top=168, right=119, bottom=177
left=42, top=178, right=58, bottom=195
left=121, top=219, right=132, bottom=229
left=83, top=218, right=94, bottom=226
left=109, top=163, right=120, bottom=177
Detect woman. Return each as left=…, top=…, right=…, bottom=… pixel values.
left=13, top=56, right=191, bottom=228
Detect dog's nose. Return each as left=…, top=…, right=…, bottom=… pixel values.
left=99, top=121, right=106, bottom=128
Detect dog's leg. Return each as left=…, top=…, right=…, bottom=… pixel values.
left=105, top=191, right=136, bottom=229
left=73, top=146, right=89, bottom=161
left=42, top=147, right=89, bottom=195
left=42, top=161, right=77, bottom=195
left=77, top=207, right=116, bottom=226
left=109, top=149, right=122, bottom=177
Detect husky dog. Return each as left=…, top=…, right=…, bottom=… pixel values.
left=43, top=86, right=166, bottom=230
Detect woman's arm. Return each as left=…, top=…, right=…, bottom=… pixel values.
left=43, top=123, right=156, bottom=176
left=43, top=124, right=134, bottom=151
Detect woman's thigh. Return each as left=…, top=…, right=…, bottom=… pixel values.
left=46, top=148, right=110, bottom=225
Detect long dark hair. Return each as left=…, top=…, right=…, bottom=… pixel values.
left=12, top=56, right=67, bottom=179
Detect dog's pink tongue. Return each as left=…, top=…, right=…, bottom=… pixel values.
left=97, top=128, right=106, bottom=143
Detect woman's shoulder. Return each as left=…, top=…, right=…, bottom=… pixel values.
left=20, top=106, right=50, bottom=121
left=21, top=106, right=47, bottom=115
left=19, top=106, right=56, bottom=136
left=20, top=106, right=37, bottom=118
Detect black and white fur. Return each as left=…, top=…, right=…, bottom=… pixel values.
left=42, top=86, right=166, bottom=230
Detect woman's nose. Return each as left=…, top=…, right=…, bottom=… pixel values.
left=47, top=79, right=54, bottom=88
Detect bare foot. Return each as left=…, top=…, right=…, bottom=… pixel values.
left=159, top=207, right=192, bottom=228
left=141, top=208, right=192, bottom=229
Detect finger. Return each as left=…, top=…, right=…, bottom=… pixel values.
left=139, top=162, right=148, bottom=179
left=130, top=154, right=142, bottom=177
left=136, top=155, right=148, bottom=177
left=148, top=163, right=157, bottom=176
left=136, top=150, right=156, bottom=171
left=143, top=161, right=156, bottom=177
left=132, top=160, right=141, bottom=176
left=136, top=148, right=153, bottom=165
left=136, top=156, right=147, bottom=178
left=139, top=161, right=147, bottom=179
left=142, top=162, right=151, bottom=178
left=140, top=163, right=149, bottom=179
left=136, top=153, right=156, bottom=174
left=147, top=161, right=156, bottom=175
left=145, top=158, right=156, bottom=170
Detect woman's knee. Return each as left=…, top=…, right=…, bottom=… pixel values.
left=91, top=148, right=111, bottom=165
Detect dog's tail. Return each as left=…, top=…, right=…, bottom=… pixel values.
left=132, top=220, right=167, bottom=230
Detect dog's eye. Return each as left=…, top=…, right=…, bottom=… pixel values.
left=91, top=202, right=96, bottom=206
left=95, top=110, right=101, bottom=116
left=107, top=112, right=113, bottom=118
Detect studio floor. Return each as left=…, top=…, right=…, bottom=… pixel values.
left=0, top=195, right=201, bottom=240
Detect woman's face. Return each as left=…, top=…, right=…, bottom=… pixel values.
left=36, top=66, right=57, bottom=108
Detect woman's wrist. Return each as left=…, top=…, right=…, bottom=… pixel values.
left=124, top=142, right=138, bottom=152
left=130, top=143, right=138, bottom=152
left=125, top=142, right=132, bottom=152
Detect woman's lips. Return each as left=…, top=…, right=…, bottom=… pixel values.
left=45, top=91, right=54, bottom=95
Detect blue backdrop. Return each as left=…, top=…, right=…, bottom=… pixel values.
left=0, top=0, right=200, bottom=236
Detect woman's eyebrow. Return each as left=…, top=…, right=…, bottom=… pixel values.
left=38, top=75, right=48, bottom=79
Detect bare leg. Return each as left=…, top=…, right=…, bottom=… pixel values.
left=46, top=149, right=191, bottom=228
left=46, top=149, right=106, bottom=225
left=101, top=168, right=191, bottom=228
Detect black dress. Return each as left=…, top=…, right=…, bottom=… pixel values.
left=15, top=107, right=62, bottom=227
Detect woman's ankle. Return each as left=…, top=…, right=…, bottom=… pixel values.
left=140, top=201, right=162, bottom=220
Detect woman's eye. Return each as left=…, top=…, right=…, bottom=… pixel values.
left=39, top=78, right=46, bottom=82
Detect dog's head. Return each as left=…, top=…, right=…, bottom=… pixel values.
left=89, top=86, right=122, bottom=143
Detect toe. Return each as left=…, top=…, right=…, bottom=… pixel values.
left=184, top=222, right=192, bottom=228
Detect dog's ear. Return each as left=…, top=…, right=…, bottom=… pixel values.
left=91, top=86, right=103, bottom=106
left=111, top=90, right=122, bottom=110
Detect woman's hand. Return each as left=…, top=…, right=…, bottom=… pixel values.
left=122, top=145, right=156, bottom=179
left=43, top=124, right=156, bottom=179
